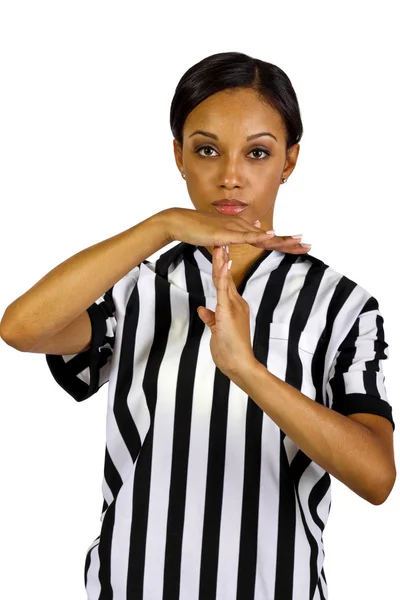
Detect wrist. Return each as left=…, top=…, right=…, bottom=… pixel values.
left=156, top=207, right=186, bottom=244
left=229, top=357, right=264, bottom=387
left=152, top=208, right=180, bottom=245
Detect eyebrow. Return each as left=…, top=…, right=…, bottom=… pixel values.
left=188, top=129, right=278, bottom=142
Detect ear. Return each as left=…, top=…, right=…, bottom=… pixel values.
left=282, top=142, right=300, bottom=180
left=173, top=139, right=183, bottom=173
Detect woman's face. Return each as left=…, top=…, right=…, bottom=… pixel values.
left=173, top=87, right=300, bottom=227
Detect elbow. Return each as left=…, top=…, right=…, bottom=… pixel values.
left=0, top=324, right=26, bottom=352
left=369, top=469, right=396, bottom=505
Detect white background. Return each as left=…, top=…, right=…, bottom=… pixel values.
left=0, top=1, right=398, bottom=598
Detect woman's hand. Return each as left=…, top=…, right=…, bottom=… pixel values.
left=163, top=207, right=311, bottom=253
left=196, top=244, right=261, bottom=377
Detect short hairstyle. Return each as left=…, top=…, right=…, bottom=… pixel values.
left=170, top=51, right=304, bottom=153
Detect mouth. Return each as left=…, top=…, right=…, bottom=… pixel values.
left=212, top=199, right=248, bottom=206
left=212, top=204, right=248, bottom=214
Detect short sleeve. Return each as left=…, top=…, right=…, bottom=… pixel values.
left=327, top=297, right=395, bottom=431
left=45, top=287, right=118, bottom=402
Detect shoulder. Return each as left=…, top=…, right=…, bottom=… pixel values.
left=299, top=252, right=376, bottom=298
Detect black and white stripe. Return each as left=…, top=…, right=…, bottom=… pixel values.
left=46, top=242, right=394, bottom=600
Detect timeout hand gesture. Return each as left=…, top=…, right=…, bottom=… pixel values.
left=165, top=208, right=312, bottom=378
left=196, top=223, right=312, bottom=378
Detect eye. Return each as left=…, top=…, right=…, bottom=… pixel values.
left=195, top=145, right=271, bottom=160
left=249, top=147, right=271, bottom=159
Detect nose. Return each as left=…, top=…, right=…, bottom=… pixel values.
left=219, top=161, right=244, bottom=189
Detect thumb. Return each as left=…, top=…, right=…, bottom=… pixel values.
left=197, top=306, right=215, bottom=326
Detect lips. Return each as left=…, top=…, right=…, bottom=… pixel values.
left=212, top=199, right=248, bottom=206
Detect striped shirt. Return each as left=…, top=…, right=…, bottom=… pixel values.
left=45, top=242, right=395, bottom=600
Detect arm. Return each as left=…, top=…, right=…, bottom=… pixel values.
left=0, top=209, right=174, bottom=352
left=230, top=360, right=396, bottom=505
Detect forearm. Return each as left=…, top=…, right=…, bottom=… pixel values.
left=230, top=360, right=391, bottom=505
left=0, top=210, right=172, bottom=351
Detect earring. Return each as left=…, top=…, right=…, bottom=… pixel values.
left=182, top=172, right=186, bottom=179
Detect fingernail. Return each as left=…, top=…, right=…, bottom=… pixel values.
left=227, top=259, right=232, bottom=270
left=300, top=243, right=312, bottom=248
left=291, top=234, right=303, bottom=239
left=252, top=220, right=261, bottom=227
left=266, top=230, right=275, bottom=236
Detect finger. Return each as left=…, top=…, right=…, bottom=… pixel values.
left=250, top=235, right=312, bottom=253
left=286, top=243, right=312, bottom=253
left=213, top=245, right=234, bottom=297
left=279, top=236, right=312, bottom=253
left=213, top=245, right=229, bottom=278
left=224, top=225, right=275, bottom=245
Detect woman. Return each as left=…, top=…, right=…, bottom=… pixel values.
left=0, top=51, right=395, bottom=600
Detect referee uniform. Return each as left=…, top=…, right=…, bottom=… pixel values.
left=46, top=242, right=395, bottom=600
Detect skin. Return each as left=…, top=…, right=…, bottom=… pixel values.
left=173, top=87, right=301, bottom=285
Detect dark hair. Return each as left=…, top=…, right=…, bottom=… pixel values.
left=170, top=51, right=303, bottom=153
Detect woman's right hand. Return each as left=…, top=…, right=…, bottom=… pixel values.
left=162, top=207, right=311, bottom=253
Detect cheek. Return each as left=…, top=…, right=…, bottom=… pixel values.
left=266, top=170, right=284, bottom=192
left=258, top=177, right=280, bottom=197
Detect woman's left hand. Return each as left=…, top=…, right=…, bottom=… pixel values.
left=197, top=244, right=257, bottom=378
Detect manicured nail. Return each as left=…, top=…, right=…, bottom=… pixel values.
left=300, top=243, right=312, bottom=248
left=266, top=230, right=275, bottom=236
left=291, top=234, right=303, bottom=239
left=227, top=259, right=232, bottom=270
